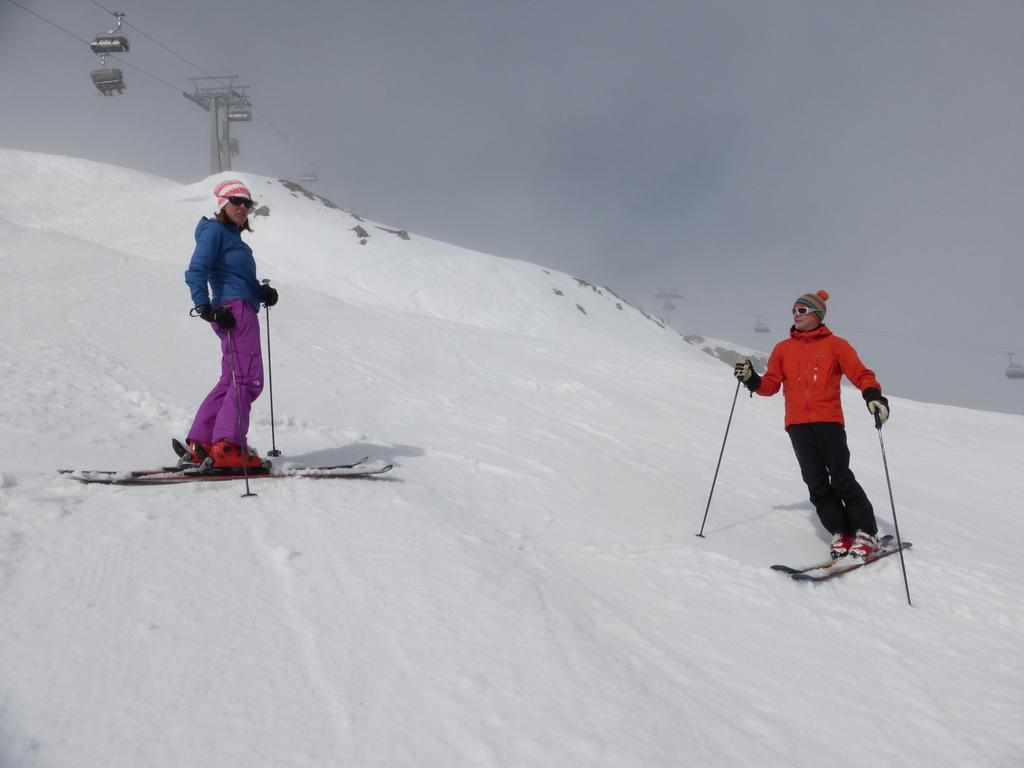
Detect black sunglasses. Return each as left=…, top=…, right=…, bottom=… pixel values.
left=228, top=196, right=254, bottom=208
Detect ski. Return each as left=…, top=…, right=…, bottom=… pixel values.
left=58, top=466, right=197, bottom=477
left=60, top=434, right=373, bottom=480
left=788, top=540, right=912, bottom=582
left=59, top=459, right=374, bottom=477
left=58, top=462, right=376, bottom=481
left=62, top=462, right=392, bottom=485
left=770, top=534, right=894, bottom=575
left=771, top=556, right=838, bottom=576
left=169, top=438, right=369, bottom=473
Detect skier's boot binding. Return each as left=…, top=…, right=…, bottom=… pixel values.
left=175, top=438, right=212, bottom=468
left=830, top=532, right=854, bottom=559
left=848, top=530, right=879, bottom=558
left=209, top=439, right=265, bottom=470
left=188, top=439, right=213, bottom=464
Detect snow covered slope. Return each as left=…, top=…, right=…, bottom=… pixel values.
left=1, top=149, right=1022, bottom=768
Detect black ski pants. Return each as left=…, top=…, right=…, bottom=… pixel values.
left=787, top=422, right=877, bottom=536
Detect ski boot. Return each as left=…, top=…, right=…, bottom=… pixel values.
left=830, top=532, right=854, bottom=559
left=209, top=439, right=268, bottom=471
left=848, top=531, right=880, bottom=558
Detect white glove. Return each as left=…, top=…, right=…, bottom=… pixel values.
left=733, top=358, right=753, bottom=382
left=867, top=400, right=889, bottom=426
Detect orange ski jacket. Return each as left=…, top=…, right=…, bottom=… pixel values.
left=754, top=325, right=881, bottom=428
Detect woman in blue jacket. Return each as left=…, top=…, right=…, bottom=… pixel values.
left=183, top=180, right=278, bottom=469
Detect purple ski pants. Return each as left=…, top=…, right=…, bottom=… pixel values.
left=187, top=299, right=264, bottom=447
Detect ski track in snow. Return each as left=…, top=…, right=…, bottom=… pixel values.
left=0, top=150, right=1022, bottom=768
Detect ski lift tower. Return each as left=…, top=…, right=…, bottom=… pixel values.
left=654, top=291, right=684, bottom=328
left=183, top=77, right=251, bottom=173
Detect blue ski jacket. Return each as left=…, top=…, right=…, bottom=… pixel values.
left=184, top=217, right=260, bottom=311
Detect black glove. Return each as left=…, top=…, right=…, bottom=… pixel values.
left=863, top=388, right=890, bottom=426
left=212, top=306, right=235, bottom=329
left=193, top=304, right=235, bottom=329
left=259, top=283, right=279, bottom=307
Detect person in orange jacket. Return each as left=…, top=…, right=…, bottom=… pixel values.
left=733, top=290, right=890, bottom=559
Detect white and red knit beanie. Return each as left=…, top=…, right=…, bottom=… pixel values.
left=214, top=180, right=254, bottom=211
left=794, top=290, right=829, bottom=320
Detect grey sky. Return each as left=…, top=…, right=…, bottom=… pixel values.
left=3, top=0, right=1023, bottom=415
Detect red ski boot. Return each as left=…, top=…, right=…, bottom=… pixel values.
left=848, top=531, right=880, bottom=558
left=209, top=440, right=266, bottom=470
left=830, top=532, right=854, bottom=559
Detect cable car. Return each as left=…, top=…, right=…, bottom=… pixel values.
left=1006, top=353, right=1024, bottom=380
left=754, top=315, right=770, bottom=333
left=300, top=174, right=317, bottom=182
left=90, top=68, right=125, bottom=96
left=227, top=108, right=252, bottom=122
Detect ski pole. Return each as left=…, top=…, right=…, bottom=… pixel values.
left=262, top=279, right=281, bottom=457
left=696, top=378, right=742, bottom=538
left=875, top=411, right=912, bottom=606
left=226, top=328, right=256, bottom=498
